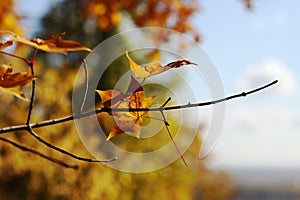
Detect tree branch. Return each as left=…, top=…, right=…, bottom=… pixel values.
left=0, top=80, right=278, bottom=134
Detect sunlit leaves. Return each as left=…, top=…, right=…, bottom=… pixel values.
left=0, top=29, right=92, bottom=99
left=96, top=52, right=196, bottom=141
left=82, top=0, right=200, bottom=41
left=0, top=64, right=36, bottom=100
left=126, top=51, right=196, bottom=78
left=96, top=76, right=155, bottom=140
left=84, top=1, right=122, bottom=30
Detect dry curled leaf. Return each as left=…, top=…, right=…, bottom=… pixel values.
left=96, top=76, right=155, bottom=140
left=126, top=51, right=196, bottom=78
left=0, top=40, right=12, bottom=50
left=0, top=30, right=13, bottom=50
left=0, top=64, right=36, bottom=100
left=3, top=31, right=91, bottom=55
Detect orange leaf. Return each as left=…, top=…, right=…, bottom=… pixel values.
left=5, top=31, right=91, bottom=55
left=126, top=51, right=196, bottom=78
left=96, top=89, right=122, bottom=108
left=96, top=76, right=155, bottom=140
left=108, top=91, right=154, bottom=140
left=0, top=64, right=36, bottom=100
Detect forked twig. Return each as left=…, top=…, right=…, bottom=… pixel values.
left=22, top=52, right=117, bottom=167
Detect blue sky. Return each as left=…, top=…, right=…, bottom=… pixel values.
left=14, top=0, right=300, bottom=169
left=194, top=0, right=300, bottom=169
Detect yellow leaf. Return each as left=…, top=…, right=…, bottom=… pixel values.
left=126, top=51, right=196, bottom=78
left=126, top=51, right=150, bottom=78
left=2, top=30, right=91, bottom=55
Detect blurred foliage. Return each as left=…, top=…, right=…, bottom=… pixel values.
left=0, top=0, right=255, bottom=199
left=82, top=0, right=200, bottom=42
left=0, top=0, right=23, bottom=35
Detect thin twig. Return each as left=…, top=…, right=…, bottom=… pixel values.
left=0, top=136, right=79, bottom=169
left=26, top=48, right=38, bottom=125
left=0, top=51, right=31, bottom=65
left=79, top=59, right=89, bottom=113
left=0, top=80, right=278, bottom=134
left=159, top=98, right=188, bottom=167
left=161, top=97, right=172, bottom=108
left=164, top=123, right=188, bottom=167
left=26, top=127, right=117, bottom=163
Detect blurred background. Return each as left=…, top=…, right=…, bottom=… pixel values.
left=1, top=0, right=299, bottom=199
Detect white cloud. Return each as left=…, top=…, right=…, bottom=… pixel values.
left=210, top=104, right=300, bottom=168
left=237, top=59, right=297, bottom=96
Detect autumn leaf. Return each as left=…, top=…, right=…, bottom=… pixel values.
left=2, top=30, right=91, bottom=55
left=126, top=51, right=196, bottom=78
left=0, top=64, right=36, bottom=100
left=96, top=76, right=155, bottom=140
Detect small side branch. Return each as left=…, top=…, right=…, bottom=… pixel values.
left=0, top=51, right=31, bottom=65
left=26, top=127, right=117, bottom=163
left=26, top=49, right=38, bottom=125
left=159, top=97, right=188, bottom=167
left=79, top=59, right=89, bottom=113
left=0, top=136, right=79, bottom=169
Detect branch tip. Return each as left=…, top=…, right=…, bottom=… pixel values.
left=161, top=97, right=172, bottom=108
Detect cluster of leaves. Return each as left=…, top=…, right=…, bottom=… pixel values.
left=0, top=30, right=91, bottom=100
left=96, top=51, right=196, bottom=142
left=0, top=30, right=112, bottom=171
